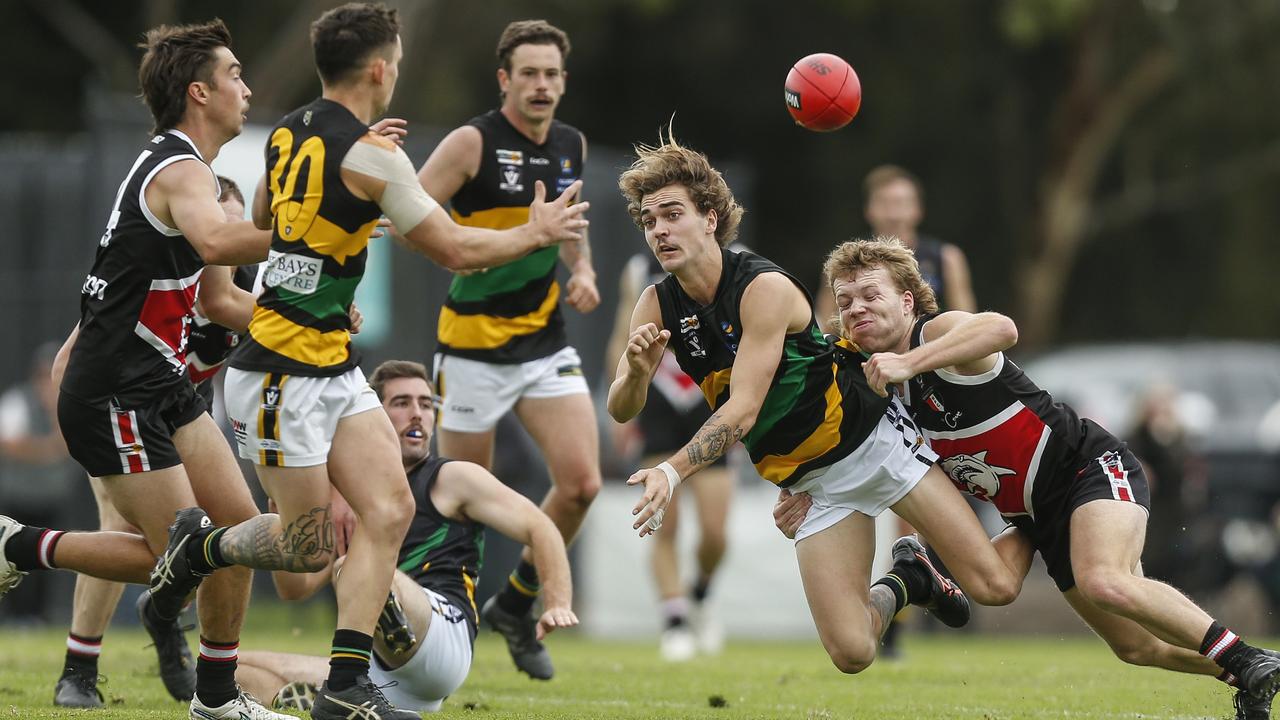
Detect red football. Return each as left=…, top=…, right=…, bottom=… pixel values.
left=784, top=53, right=862, bottom=131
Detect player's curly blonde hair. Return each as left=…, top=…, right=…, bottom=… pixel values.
left=617, top=129, right=744, bottom=247
left=823, top=236, right=939, bottom=318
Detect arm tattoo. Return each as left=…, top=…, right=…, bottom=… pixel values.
left=685, top=413, right=744, bottom=468
left=219, top=505, right=334, bottom=572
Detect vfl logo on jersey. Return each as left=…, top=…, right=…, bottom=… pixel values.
left=940, top=451, right=1016, bottom=503
left=496, top=149, right=523, bottom=165
left=500, top=165, right=524, bottom=193
left=263, top=251, right=323, bottom=295
left=720, top=320, right=739, bottom=353
left=679, top=314, right=706, bottom=358
left=262, top=388, right=280, bottom=410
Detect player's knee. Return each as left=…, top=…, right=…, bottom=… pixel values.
left=977, top=575, right=1021, bottom=606
left=560, top=471, right=601, bottom=510
left=1075, top=571, right=1137, bottom=615
left=1108, top=639, right=1161, bottom=667
left=828, top=642, right=877, bottom=675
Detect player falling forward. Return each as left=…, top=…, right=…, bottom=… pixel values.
left=232, top=360, right=576, bottom=712
left=608, top=134, right=1033, bottom=676
left=143, top=4, right=587, bottom=719
left=776, top=237, right=1280, bottom=720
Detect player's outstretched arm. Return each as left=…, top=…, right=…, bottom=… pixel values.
left=607, top=286, right=666, bottom=423
left=628, top=273, right=798, bottom=536
left=437, top=462, right=577, bottom=639
left=159, top=160, right=272, bottom=265
left=196, top=266, right=255, bottom=331
left=863, top=311, right=1016, bottom=397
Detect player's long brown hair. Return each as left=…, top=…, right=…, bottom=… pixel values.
left=617, top=127, right=745, bottom=247
left=823, top=237, right=939, bottom=321
left=138, top=19, right=233, bottom=135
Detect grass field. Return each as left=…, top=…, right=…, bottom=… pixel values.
left=0, top=610, right=1252, bottom=719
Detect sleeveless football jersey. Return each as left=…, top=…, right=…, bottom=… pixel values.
left=435, top=109, right=584, bottom=364
left=231, top=98, right=382, bottom=376
left=656, top=248, right=888, bottom=486
left=397, top=456, right=483, bottom=640
left=902, top=314, right=1119, bottom=519
left=62, top=130, right=210, bottom=406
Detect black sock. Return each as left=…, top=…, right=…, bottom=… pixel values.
left=872, top=575, right=909, bottom=614
left=328, top=629, right=373, bottom=691
left=195, top=637, right=239, bottom=708
left=691, top=575, right=712, bottom=604
left=63, top=634, right=102, bottom=677
left=185, top=527, right=231, bottom=575
left=6, top=526, right=61, bottom=571
left=496, top=559, right=540, bottom=616
left=880, top=557, right=933, bottom=608
left=1201, top=621, right=1256, bottom=676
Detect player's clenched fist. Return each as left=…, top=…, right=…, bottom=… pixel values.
left=625, top=322, right=670, bottom=377
left=863, top=351, right=916, bottom=398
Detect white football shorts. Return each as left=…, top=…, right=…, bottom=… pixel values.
left=432, top=345, right=589, bottom=433
left=369, top=588, right=474, bottom=712
left=223, top=366, right=382, bottom=467
left=789, top=395, right=938, bottom=542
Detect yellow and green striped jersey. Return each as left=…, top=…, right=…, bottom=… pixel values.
left=655, top=248, right=889, bottom=486
left=231, top=98, right=382, bottom=376
left=435, top=109, right=584, bottom=364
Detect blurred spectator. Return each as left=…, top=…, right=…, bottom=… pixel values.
left=1127, top=384, right=1206, bottom=588
left=0, top=341, right=82, bottom=623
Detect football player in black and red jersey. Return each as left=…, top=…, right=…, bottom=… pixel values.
left=0, top=19, right=289, bottom=720
left=775, top=237, right=1280, bottom=720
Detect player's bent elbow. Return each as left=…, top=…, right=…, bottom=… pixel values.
left=987, top=313, right=1019, bottom=349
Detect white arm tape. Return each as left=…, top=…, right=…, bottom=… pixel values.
left=657, top=461, right=682, bottom=499
left=341, top=140, right=439, bottom=232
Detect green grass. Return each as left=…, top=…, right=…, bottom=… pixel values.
left=0, top=611, right=1251, bottom=719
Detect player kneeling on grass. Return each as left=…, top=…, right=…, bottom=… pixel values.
left=609, top=134, right=1029, bottom=677
left=235, top=361, right=576, bottom=712
left=775, top=237, right=1280, bottom=720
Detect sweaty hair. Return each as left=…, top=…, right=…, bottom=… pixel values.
left=216, top=175, right=243, bottom=206
left=863, top=164, right=924, bottom=205
left=496, top=19, right=570, bottom=73
left=138, top=19, right=233, bottom=135
left=617, top=131, right=745, bottom=247
left=310, top=3, right=400, bottom=86
left=368, top=360, right=433, bottom=402
left=823, top=236, right=939, bottom=317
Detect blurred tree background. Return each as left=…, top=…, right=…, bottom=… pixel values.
left=2, top=0, right=1279, bottom=350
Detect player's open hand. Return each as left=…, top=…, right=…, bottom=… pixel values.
left=773, top=489, right=811, bottom=540
left=528, top=179, right=589, bottom=247
left=625, top=323, right=669, bottom=378
left=535, top=605, right=579, bottom=640
left=564, top=269, right=600, bottom=313
left=348, top=303, right=363, bottom=334
left=369, top=117, right=408, bottom=145
left=628, top=465, right=674, bottom=537
left=863, top=351, right=916, bottom=397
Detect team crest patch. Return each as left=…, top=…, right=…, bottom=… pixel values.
left=496, top=149, right=523, bottom=165
left=940, top=450, right=1016, bottom=502
left=679, top=315, right=706, bottom=358
left=679, top=315, right=700, bottom=331
left=500, top=165, right=523, bottom=193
